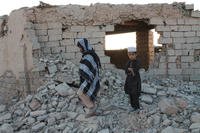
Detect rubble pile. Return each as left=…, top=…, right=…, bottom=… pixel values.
left=0, top=60, right=200, bottom=133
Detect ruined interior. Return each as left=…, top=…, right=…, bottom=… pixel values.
left=0, top=2, right=200, bottom=132
left=105, top=20, right=155, bottom=70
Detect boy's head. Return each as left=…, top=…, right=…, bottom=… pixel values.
left=127, top=47, right=137, bottom=60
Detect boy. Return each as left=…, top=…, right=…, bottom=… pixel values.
left=124, top=47, right=141, bottom=111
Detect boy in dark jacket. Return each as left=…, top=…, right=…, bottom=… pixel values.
left=124, top=47, right=141, bottom=111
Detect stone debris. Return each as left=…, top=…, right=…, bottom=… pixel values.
left=0, top=60, right=199, bottom=133
left=1, top=2, right=200, bottom=107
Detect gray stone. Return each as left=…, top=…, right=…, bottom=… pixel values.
left=25, top=95, right=33, bottom=102
left=157, top=91, right=167, bottom=96
left=37, top=115, right=48, bottom=121
left=51, top=101, right=58, bottom=107
left=30, top=110, right=47, bottom=117
left=0, top=113, right=11, bottom=122
left=142, top=83, right=157, bottom=94
left=191, top=11, right=200, bottom=18
left=67, top=111, right=78, bottom=119
left=141, top=95, right=153, bottom=104
left=161, top=126, right=175, bottom=133
left=152, top=114, right=161, bottom=126
left=0, top=105, right=6, bottom=113
left=185, top=4, right=194, bottom=10
left=63, top=126, right=72, bottom=133
left=47, top=84, right=56, bottom=90
left=147, top=117, right=153, bottom=126
left=0, top=123, right=14, bottom=133
left=56, top=123, right=68, bottom=130
left=47, top=63, right=57, bottom=74
left=175, top=98, right=188, bottom=110
left=190, top=123, right=200, bottom=129
left=15, top=129, right=31, bottom=133
left=44, top=127, right=58, bottom=133
left=14, top=109, right=23, bottom=116
left=29, top=98, right=42, bottom=111
left=55, top=83, right=75, bottom=96
left=167, top=88, right=177, bottom=96
left=47, top=117, right=56, bottom=126
left=145, top=128, right=157, bottom=133
left=54, top=112, right=68, bottom=120
left=191, top=112, right=200, bottom=123
left=37, top=62, right=46, bottom=71
left=27, top=117, right=36, bottom=125
left=162, top=119, right=172, bottom=126
left=32, top=122, right=46, bottom=132
left=158, top=98, right=179, bottom=115
left=83, top=127, right=93, bottom=133
left=85, top=124, right=98, bottom=132
left=174, top=128, right=188, bottom=133
left=57, top=101, right=66, bottom=109
left=13, top=120, right=26, bottom=130
left=191, top=129, right=200, bottom=133
left=76, top=114, right=88, bottom=121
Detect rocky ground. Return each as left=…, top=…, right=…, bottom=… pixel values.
left=0, top=59, right=200, bottom=133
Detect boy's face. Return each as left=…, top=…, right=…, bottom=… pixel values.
left=128, top=52, right=136, bottom=60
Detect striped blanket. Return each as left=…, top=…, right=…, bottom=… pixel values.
left=76, top=38, right=101, bottom=101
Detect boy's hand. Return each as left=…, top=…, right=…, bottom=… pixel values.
left=128, top=68, right=133, bottom=72
left=128, top=68, right=135, bottom=76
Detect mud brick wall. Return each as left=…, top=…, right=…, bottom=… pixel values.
left=0, top=3, right=200, bottom=96
left=149, top=17, right=200, bottom=80
left=33, top=23, right=112, bottom=67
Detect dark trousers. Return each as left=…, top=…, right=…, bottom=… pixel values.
left=129, top=92, right=140, bottom=109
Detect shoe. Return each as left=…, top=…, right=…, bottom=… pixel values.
left=85, top=104, right=98, bottom=118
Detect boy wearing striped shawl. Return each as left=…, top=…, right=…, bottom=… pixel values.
left=76, top=38, right=101, bottom=117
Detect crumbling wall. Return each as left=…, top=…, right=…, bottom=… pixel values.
left=27, top=3, right=200, bottom=81
left=149, top=16, right=200, bottom=80
left=0, top=15, right=8, bottom=38
left=32, top=23, right=112, bottom=66
left=25, top=3, right=188, bottom=24
left=0, top=9, right=37, bottom=102
left=0, top=3, right=200, bottom=100
left=0, top=16, right=8, bottom=76
left=0, top=9, right=34, bottom=78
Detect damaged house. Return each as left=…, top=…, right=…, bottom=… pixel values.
left=0, top=2, right=200, bottom=97
left=0, top=2, right=200, bottom=133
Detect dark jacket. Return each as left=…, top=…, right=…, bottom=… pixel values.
left=124, top=59, right=141, bottom=95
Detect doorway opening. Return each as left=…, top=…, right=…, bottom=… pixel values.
left=105, top=20, right=158, bottom=70
left=105, top=32, right=136, bottom=69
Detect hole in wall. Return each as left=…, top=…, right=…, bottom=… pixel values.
left=104, top=20, right=162, bottom=70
